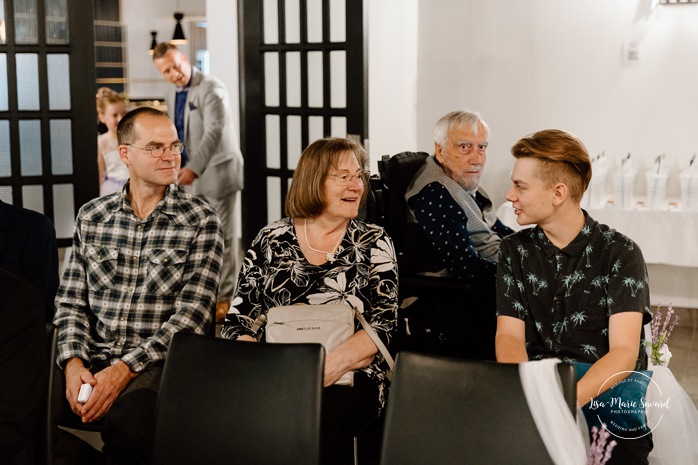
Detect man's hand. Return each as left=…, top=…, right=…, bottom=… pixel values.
left=178, top=167, right=197, bottom=186
left=64, top=358, right=96, bottom=417
left=79, top=361, right=137, bottom=423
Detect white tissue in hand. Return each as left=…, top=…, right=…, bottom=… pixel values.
left=77, top=383, right=92, bottom=403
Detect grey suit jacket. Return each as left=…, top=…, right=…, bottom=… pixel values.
left=168, top=67, right=244, bottom=199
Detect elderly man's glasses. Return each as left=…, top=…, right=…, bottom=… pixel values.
left=329, top=170, right=370, bottom=185
left=126, top=143, right=185, bottom=158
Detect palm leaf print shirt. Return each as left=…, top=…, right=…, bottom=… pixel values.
left=54, top=184, right=224, bottom=372
left=496, top=212, right=651, bottom=368
left=221, top=217, right=399, bottom=406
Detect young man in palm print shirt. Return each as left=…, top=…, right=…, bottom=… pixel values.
left=495, top=129, right=652, bottom=464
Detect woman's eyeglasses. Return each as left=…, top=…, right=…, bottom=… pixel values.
left=329, top=170, right=370, bottom=185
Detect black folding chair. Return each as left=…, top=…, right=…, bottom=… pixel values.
left=380, top=352, right=577, bottom=465
left=152, top=333, right=325, bottom=465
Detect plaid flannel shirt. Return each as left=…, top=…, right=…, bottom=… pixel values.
left=54, top=184, right=223, bottom=372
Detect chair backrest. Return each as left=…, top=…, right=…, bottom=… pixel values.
left=152, top=333, right=325, bottom=465
left=378, top=151, right=429, bottom=234
left=376, top=152, right=444, bottom=273
left=42, top=324, right=57, bottom=465
left=379, top=352, right=577, bottom=465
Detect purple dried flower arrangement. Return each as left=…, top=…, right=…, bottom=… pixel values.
left=587, top=424, right=617, bottom=465
left=650, top=304, right=681, bottom=366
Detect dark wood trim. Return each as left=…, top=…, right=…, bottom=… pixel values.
left=238, top=0, right=367, bottom=249
left=0, top=0, right=97, bottom=248
left=345, top=0, right=367, bottom=139
left=239, top=0, right=266, bottom=248
left=69, top=0, right=99, bottom=217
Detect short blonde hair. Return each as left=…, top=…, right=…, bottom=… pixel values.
left=285, top=137, right=368, bottom=218
left=510, top=129, right=591, bottom=202
left=96, top=87, right=125, bottom=115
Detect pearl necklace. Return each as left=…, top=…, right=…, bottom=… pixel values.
left=304, top=218, right=345, bottom=263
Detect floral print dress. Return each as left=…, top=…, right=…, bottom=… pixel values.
left=221, top=216, right=399, bottom=407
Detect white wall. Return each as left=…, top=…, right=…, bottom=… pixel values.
left=403, top=0, right=698, bottom=206
left=206, top=0, right=240, bottom=140
left=366, top=0, right=419, bottom=173
left=206, top=0, right=242, bottom=239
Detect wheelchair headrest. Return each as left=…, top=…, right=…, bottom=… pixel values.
left=381, top=151, right=430, bottom=196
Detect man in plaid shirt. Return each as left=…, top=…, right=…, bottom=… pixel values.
left=52, top=107, right=224, bottom=465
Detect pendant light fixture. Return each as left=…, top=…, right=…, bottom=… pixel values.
left=148, top=31, right=158, bottom=55
left=170, top=11, right=188, bottom=45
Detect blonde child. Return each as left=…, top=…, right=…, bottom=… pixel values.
left=96, top=88, right=129, bottom=195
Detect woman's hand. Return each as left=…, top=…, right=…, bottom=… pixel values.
left=324, top=352, right=348, bottom=386
left=323, top=330, right=378, bottom=387
left=324, top=352, right=374, bottom=386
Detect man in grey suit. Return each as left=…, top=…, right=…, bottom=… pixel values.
left=153, top=43, right=244, bottom=321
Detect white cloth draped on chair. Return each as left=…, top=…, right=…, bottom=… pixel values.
left=643, top=322, right=698, bottom=464
left=646, top=365, right=698, bottom=465
left=519, top=358, right=588, bottom=465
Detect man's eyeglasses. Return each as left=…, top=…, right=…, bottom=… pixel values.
left=126, top=143, right=185, bottom=158
left=329, top=170, right=370, bottom=185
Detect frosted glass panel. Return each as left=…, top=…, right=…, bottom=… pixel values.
left=263, top=0, right=278, bottom=44
left=0, top=187, right=12, bottom=203
left=19, top=120, right=42, bottom=175
left=47, top=54, right=71, bottom=110
left=22, top=184, right=43, bottom=213
left=308, top=52, right=323, bottom=108
left=309, top=116, right=324, bottom=143
left=0, top=120, right=10, bottom=177
left=0, top=3, right=5, bottom=44
left=330, top=117, right=346, bottom=138
left=267, top=177, right=281, bottom=223
left=266, top=115, right=280, bottom=169
left=285, top=0, right=300, bottom=44
left=0, top=54, right=7, bottom=111
left=14, top=0, right=38, bottom=44
left=264, top=52, right=280, bottom=107
left=329, top=0, right=346, bottom=43
left=287, top=116, right=301, bottom=170
left=45, top=0, right=69, bottom=44
left=50, top=119, right=72, bottom=175
left=307, top=0, right=322, bottom=43
left=330, top=51, right=346, bottom=108
left=286, top=52, right=301, bottom=107
left=16, top=54, right=40, bottom=110
left=53, top=183, right=75, bottom=239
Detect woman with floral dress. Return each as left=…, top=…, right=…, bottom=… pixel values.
left=221, top=137, right=398, bottom=465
